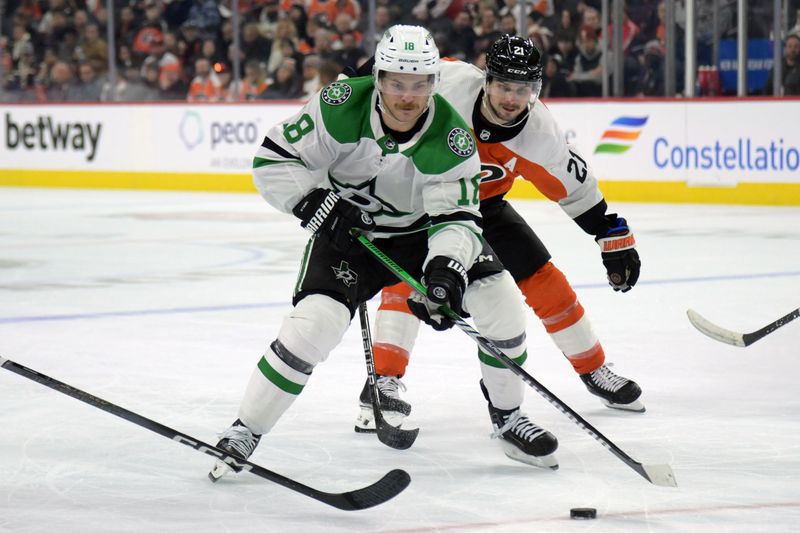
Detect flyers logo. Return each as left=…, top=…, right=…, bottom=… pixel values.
left=479, top=164, right=505, bottom=183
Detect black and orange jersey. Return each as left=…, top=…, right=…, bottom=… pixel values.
left=437, top=59, right=610, bottom=236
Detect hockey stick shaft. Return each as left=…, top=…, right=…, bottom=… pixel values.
left=358, top=302, right=419, bottom=449
left=0, top=355, right=409, bottom=510
left=687, top=307, right=799, bottom=347
left=356, top=235, right=676, bottom=487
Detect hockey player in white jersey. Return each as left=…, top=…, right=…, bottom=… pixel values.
left=209, top=26, right=559, bottom=481
left=354, top=36, right=645, bottom=438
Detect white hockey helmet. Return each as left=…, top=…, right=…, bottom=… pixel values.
left=373, top=25, right=440, bottom=89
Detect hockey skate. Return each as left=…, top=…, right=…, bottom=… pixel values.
left=580, top=363, right=645, bottom=412
left=481, top=380, right=559, bottom=469
left=208, top=419, right=262, bottom=482
left=354, top=376, right=411, bottom=433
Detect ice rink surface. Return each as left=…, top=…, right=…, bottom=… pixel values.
left=1, top=187, right=799, bottom=532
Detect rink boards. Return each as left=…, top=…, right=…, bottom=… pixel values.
left=1, top=98, right=799, bottom=205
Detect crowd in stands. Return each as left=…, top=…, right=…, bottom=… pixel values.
left=1, top=0, right=798, bottom=103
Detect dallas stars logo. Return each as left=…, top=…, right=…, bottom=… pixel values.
left=448, top=128, right=475, bottom=157
left=332, top=260, right=358, bottom=287
left=328, top=174, right=412, bottom=218
left=321, top=82, right=352, bottom=105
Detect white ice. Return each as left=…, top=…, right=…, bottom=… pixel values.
left=1, top=187, right=799, bottom=532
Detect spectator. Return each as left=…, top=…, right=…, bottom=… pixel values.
left=323, top=0, right=361, bottom=28
left=232, top=58, right=269, bottom=101
left=257, top=0, right=281, bottom=40
left=187, top=57, right=222, bottom=102
left=474, top=7, right=502, bottom=56
left=373, top=6, right=394, bottom=44
left=331, top=31, right=367, bottom=72
left=241, top=22, right=272, bottom=65
left=301, top=54, right=321, bottom=99
left=312, top=28, right=337, bottom=62
left=186, top=0, right=222, bottom=37
left=318, top=58, right=342, bottom=87
left=638, top=39, right=665, bottom=95
left=45, top=60, right=72, bottom=101
left=552, top=29, right=577, bottom=70
left=553, top=8, right=577, bottom=44
left=78, top=23, right=109, bottom=72
left=132, top=1, right=167, bottom=60
left=260, top=57, right=303, bottom=99
left=499, top=13, right=518, bottom=36
left=541, top=53, right=575, bottom=97
left=444, top=10, right=477, bottom=61
left=267, top=18, right=300, bottom=74
left=159, top=62, right=189, bottom=100
left=67, top=60, right=103, bottom=101
left=569, top=25, right=603, bottom=96
left=332, top=12, right=362, bottom=47
left=117, top=5, right=139, bottom=48
left=178, top=20, right=203, bottom=77
left=764, top=33, right=800, bottom=95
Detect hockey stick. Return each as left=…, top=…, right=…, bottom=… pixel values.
left=0, top=355, right=410, bottom=511
left=687, top=307, right=800, bottom=347
left=356, top=234, right=677, bottom=488
left=358, top=302, right=420, bottom=449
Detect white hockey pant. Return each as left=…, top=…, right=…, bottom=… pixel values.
left=463, top=271, right=528, bottom=411
left=237, top=294, right=351, bottom=435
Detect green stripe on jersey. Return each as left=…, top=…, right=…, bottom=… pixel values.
left=253, top=157, right=307, bottom=169
left=478, top=349, right=528, bottom=369
left=257, top=356, right=305, bottom=395
left=403, top=94, right=477, bottom=175
left=318, top=77, right=375, bottom=145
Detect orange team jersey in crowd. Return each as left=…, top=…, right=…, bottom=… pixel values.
left=188, top=75, right=222, bottom=102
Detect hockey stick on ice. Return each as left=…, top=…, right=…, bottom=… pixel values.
left=0, top=355, right=410, bottom=511
left=356, top=234, right=677, bottom=488
left=358, top=302, right=420, bottom=449
left=687, top=307, right=799, bottom=347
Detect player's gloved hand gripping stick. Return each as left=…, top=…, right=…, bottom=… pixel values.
left=354, top=232, right=676, bottom=487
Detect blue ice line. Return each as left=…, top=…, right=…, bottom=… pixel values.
left=570, top=270, right=800, bottom=290
left=0, top=302, right=289, bottom=325
left=1, top=270, right=798, bottom=325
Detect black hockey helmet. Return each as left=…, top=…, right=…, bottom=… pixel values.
left=485, top=35, right=543, bottom=83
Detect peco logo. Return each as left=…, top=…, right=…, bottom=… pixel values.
left=179, top=111, right=261, bottom=151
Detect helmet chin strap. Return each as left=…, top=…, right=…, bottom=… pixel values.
left=480, top=83, right=532, bottom=128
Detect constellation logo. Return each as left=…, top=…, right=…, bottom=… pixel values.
left=179, top=111, right=203, bottom=150
left=594, top=116, right=649, bottom=155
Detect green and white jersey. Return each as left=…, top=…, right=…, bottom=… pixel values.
left=252, top=76, right=484, bottom=265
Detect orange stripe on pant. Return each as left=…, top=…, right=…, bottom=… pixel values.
left=517, top=262, right=605, bottom=374
left=374, top=283, right=414, bottom=377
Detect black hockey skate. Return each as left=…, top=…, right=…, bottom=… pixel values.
left=580, top=363, right=645, bottom=412
left=208, top=419, right=262, bottom=482
left=355, top=376, right=411, bottom=433
left=481, top=380, right=558, bottom=469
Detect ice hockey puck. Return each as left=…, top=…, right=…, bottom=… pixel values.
left=570, top=508, right=597, bottom=520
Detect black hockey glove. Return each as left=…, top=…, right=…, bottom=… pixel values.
left=595, top=214, right=640, bottom=292
left=292, top=188, right=375, bottom=251
left=407, top=256, right=469, bottom=331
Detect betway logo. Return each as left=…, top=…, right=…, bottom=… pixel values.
left=5, top=113, right=102, bottom=162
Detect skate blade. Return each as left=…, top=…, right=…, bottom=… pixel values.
left=354, top=405, right=407, bottom=433
left=208, top=460, right=232, bottom=483
left=602, top=398, right=646, bottom=413
left=500, top=442, right=559, bottom=470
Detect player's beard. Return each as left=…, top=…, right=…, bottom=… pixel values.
left=481, top=93, right=530, bottom=128
left=379, top=95, right=430, bottom=127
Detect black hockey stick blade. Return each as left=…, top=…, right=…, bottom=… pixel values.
left=687, top=308, right=800, bottom=347
left=358, top=303, right=420, bottom=450
left=0, top=355, right=409, bottom=511
left=356, top=235, right=677, bottom=488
